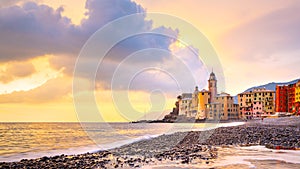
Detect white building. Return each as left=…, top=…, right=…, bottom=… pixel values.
left=179, top=93, right=192, bottom=117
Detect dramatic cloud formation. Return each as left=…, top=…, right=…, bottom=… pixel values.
left=0, top=2, right=81, bottom=61
left=0, top=0, right=206, bottom=103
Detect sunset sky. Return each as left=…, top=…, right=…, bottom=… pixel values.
left=1, top=0, right=299, bottom=122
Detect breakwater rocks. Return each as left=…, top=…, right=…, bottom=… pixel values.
left=1, top=123, right=300, bottom=168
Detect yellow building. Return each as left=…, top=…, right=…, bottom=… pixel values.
left=295, top=81, right=300, bottom=114
left=253, top=88, right=275, bottom=115
left=238, top=92, right=253, bottom=107
left=197, top=89, right=210, bottom=120
left=238, top=91, right=253, bottom=119
left=295, top=81, right=300, bottom=103
left=191, top=86, right=199, bottom=117
left=206, top=92, right=239, bottom=121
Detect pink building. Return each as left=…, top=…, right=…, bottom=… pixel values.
left=253, top=101, right=263, bottom=118
left=240, top=106, right=253, bottom=120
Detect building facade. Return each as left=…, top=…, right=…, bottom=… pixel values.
left=206, top=93, right=239, bottom=120
left=295, top=81, right=300, bottom=114
left=197, top=89, right=210, bottom=120
left=238, top=91, right=253, bottom=119
left=253, top=88, right=275, bottom=115
left=178, top=93, right=192, bottom=116
left=190, top=86, right=199, bottom=117
left=238, top=88, right=275, bottom=119
left=178, top=71, right=239, bottom=121
left=275, top=85, right=289, bottom=112
left=275, top=80, right=300, bottom=114
left=253, top=101, right=263, bottom=118
left=208, top=72, right=217, bottom=103
left=288, top=83, right=296, bottom=113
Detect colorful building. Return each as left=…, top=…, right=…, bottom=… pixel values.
left=178, top=93, right=192, bottom=116
left=206, top=92, right=239, bottom=120
left=238, top=88, right=275, bottom=119
left=178, top=71, right=239, bottom=121
left=295, top=81, right=300, bottom=114
left=253, top=88, right=275, bottom=115
left=275, top=85, right=289, bottom=112
left=238, top=91, right=253, bottom=119
left=190, top=86, right=199, bottom=117
left=275, top=80, right=300, bottom=114
left=296, top=82, right=300, bottom=102
left=197, top=89, right=210, bottom=120
left=288, top=83, right=296, bottom=113
left=253, top=101, right=263, bottom=118
left=208, top=72, right=217, bottom=103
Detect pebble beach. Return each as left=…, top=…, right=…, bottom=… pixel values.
left=1, top=117, right=300, bottom=168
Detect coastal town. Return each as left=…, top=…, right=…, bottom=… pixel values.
left=162, top=71, right=300, bottom=122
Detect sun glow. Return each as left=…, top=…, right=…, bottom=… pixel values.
left=0, top=55, right=63, bottom=94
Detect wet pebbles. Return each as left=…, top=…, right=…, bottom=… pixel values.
left=1, top=118, right=300, bottom=168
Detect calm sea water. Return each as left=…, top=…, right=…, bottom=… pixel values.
left=0, top=122, right=243, bottom=162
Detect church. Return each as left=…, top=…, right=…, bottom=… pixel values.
left=178, top=71, right=240, bottom=121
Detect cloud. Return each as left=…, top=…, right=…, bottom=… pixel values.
left=7, top=62, right=35, bottom=77
left=0, top=61, right=36, bottom=84
left=221, top=3, right=300, bottom=62
left=0, top=0, right=34, bottom=8
left=0, top=2, right=83, bottom=62
left=0, top=0, right=176, bottom=62
left=0, top=0, right=206, bottom=102
left=80, top=0, right=145, bottom=35
left=0, top=75, right=71, bottom=103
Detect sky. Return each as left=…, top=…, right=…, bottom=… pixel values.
left=0, top=0, right=299, bottom=122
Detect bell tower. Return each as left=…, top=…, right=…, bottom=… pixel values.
left=208, top=70, right=217, bottom=102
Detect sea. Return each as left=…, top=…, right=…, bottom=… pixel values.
left=1, top=122, right=299, bottom=168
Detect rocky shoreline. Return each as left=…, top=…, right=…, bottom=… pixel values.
left=1, top=117, right=300, bottom=168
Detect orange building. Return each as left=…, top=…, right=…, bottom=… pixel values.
left=295, top=81, right=300, bottom=115
left=275, top=85, right=289, bottom=112
left=288, top=83, right=296, bottom=113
